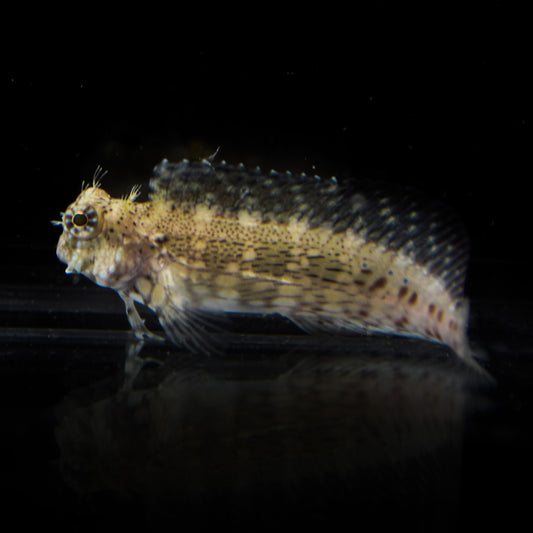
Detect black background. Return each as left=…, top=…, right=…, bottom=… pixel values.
left=2, top=4, right=533, bottom=531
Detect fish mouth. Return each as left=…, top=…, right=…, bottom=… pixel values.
left=56, top=233, right=82, bottom=273
left=56, top=233, right=69, bottom=264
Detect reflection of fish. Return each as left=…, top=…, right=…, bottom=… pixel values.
left=54, top=157, right=471, bottom=362
left=55, top=351, right=474, bottom=514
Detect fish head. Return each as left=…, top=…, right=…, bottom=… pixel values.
left=55, top=185, right=113, bottom=280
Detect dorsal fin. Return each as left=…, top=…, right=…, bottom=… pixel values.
left=149, top=159, right=468, bottom=300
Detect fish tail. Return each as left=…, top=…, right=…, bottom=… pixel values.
left=448, top=298, right=494, bottom=382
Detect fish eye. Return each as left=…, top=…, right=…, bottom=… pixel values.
left=64, top=205, right=101, bottom=240
left=73, top=213, right=88, bottom=226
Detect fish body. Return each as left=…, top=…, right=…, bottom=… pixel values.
left=55, top=158, right=470, bottom=360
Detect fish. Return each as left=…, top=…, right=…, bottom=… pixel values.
left=54, top=156, right=473, bottom=364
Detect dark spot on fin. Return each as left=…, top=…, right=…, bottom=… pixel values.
left=408, top=292, right=418, bottom=306
left=395, top=317, right=409, bottom=328
left=368, top=276, right=387, bottom=292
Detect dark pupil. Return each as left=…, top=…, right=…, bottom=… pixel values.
left=73, top=213, right=88, bottom=227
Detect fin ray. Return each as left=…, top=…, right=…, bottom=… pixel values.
left=158, top=303, right=227, bottom=355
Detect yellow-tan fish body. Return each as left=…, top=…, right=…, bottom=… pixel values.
left=55, top=158, right=471, bottom=360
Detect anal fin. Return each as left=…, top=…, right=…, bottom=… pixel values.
left=158, top=303, right=228, bottom=355
left=289, top=314, right=381, bottom=337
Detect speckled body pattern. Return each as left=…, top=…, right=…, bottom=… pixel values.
left=55, top=158, right=471, bottom=360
